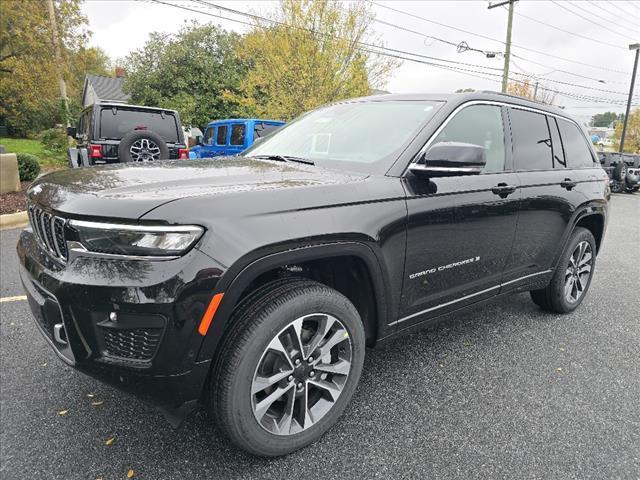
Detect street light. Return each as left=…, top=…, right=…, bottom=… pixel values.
left=619, top=43, right=640, bottom=153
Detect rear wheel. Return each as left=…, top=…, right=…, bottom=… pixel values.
left=210, top=279, right=365, bottom=456
left=530, top=227, right=596, bottom=313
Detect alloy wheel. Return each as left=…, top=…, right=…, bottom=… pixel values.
left=129, top=138, right=161, bottom=162
left=564, top=240, right=593, bottom=303
left=251, top=313, right=352, bottom=436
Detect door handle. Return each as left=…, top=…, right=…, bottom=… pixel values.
left=560, top=178, right=577, bottom=190
left=491, top=183, right=517, bottom=198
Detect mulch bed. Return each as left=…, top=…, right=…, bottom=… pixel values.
left=0, top=181, right=30, bottom=215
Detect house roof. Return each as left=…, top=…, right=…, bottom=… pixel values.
left=83, top=74, right=130, bottom=105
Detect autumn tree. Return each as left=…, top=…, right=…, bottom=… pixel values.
left=612, top=107, right=640, bottom=153
left=0, top=0, right=110, bottom=136
left=122, top=23, right=247, bottom=128
left=507, top=79, right=556, bottom=105
left=229, top=0, right=399, bottom=120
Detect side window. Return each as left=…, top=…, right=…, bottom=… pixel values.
left=216, top=125, right=228, bottom=146
left=509, top=108, right=552, bottom=170
left=254, top=122, right=282, bottom=138
left=431, top=104, right=506, bottom=172
left=548, top=116, right=566, bottom=168
left=557, top=119, right=595, bottom=168
left=202, top=127, right=213, bottom=145
left=230, top=123, right=246, bottom=146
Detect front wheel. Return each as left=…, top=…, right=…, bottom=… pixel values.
left=530, top=227, right=596, bottom=313
left=210, top=279, right=365, bottom=456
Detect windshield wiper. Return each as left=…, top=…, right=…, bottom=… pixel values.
left=250, top=154, right=315, bottom=166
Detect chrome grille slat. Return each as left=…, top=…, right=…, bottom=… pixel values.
left=28, top=204, right=68, bottom=262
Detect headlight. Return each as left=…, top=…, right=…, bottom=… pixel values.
left=68, top=220, right=204, bottom=258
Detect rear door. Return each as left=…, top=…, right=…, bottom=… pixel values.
left=398, top=103, right=521, bottom=329
left=212, top=124, right=229, bottom=157
left=227, top=122, right=247, bottom=155
left=503, top=108, right=584, bottom=287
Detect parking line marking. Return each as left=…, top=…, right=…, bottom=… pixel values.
left=0, top=296, right=27, bottom=303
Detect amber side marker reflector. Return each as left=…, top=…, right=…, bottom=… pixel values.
left=198, top=292, right=224, bottom=336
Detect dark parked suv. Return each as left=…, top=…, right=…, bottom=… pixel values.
left=67, top=102, right=189, bottom=168
left=18, top=92, right=609, bottom=456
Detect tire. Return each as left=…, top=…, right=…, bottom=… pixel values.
left=117, top=130, right=169, bottom=163
left=530, top=227, right=596, bottom=314
left=210, top=279, right=365, bottom=457
left=613, top=162, right=627, bottom=182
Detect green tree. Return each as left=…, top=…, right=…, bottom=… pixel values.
left=122, top=23, right=247, bottom=128
left=0, top=0, right=109, bottom=136
left=612, top=108, right=639, bottom=153
left=590, top=111, right=623, bottom=128
left=228, top=0, right=399, bottom=120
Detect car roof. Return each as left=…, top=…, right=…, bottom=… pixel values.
left=93, top=102, right=179, bottom=114
left=340, top=90, right=575, bottom=122
left=206, top=118, right=285, bottom=126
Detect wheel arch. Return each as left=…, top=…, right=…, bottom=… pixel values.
left=197, top=241, right=391, bottom=363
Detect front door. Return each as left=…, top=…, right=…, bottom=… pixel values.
left=398, top=103, right=520, bottom=329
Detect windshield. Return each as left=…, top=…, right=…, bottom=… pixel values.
left=99, top=108, right=180, bottom=143
left=244, top=100, right=442, bottom=173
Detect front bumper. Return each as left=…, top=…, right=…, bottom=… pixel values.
left=17, top=227, right=222, bottom=410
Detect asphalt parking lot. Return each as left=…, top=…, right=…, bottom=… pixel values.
left=1, top=193, right=639, bottom=480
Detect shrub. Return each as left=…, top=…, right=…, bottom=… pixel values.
left=39, top=128, right=68, bottom=154
left=17, top=153, right=41, bottom=181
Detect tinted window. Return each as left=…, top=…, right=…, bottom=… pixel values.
left=99, top=108, right=179, bottom=142
left=230, top=124, right=246, bottom=146
left=254, top=122, right=282, bottom=139
left=202, top=127, right=213, bottom=145
left=216, top=125, right=228, bottom=145
left=432, top=104, right=505, bottom=172
left=548, top=117, right=566, bottom=168
left=557, top=119, right=594, bottom=168
left=509, top=108, right=552, bottom=170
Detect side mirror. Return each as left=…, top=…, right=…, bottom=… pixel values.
left=410, top=142, right=486, bottom=178
left=67, top=126, right=77, bottom=138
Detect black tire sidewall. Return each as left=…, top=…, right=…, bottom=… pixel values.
left=220, top=284, right=365, bottom=456
left=549, top=227, right=596, bottom=313
left=117, top=130, right=169, bottom=163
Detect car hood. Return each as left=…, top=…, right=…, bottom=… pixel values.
left=27, top=157, right=367, bottom=219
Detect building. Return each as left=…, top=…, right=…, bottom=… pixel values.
left=81, top=68, right=130, bottom=108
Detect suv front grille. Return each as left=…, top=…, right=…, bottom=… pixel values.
left=101, top=327, right=163, bottom=362
left=28, top=205, right=68, bottom=261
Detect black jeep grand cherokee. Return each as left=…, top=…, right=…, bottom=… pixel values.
left=18, top=92, right=609, bottom=456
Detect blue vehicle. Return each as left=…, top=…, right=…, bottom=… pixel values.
left=190, top=119, right=285, bottom=158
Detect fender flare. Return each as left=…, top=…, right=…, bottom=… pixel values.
left=196, top=241, right=391, bottom=362
left=551, top=203, right=606, bottom=271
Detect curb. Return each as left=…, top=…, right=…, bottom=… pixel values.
left=0, top=211, right=28, bottom=230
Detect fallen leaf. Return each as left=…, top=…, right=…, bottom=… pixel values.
left=555, top=367, right=563, bottom=372
left=127, top=469, right=135, bottom=478
left=104, top=437, right=115, bottom=446
left=559, top=348, right=565, bottom=352
left=41, top=363, right=47, bottom=367
left=91, top=400, right=104, bottom=406
left=87, top=393, right=95, bottom=398
left=95, top=477, right=103, bottom=480
left=439, top=364, right=444, bottom=368
left=58, top=410, right=68, bottom=416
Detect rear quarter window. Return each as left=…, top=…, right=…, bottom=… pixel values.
left=254, top=122, right=282, bottom=139
left=557, top=119, right=595, bottom=168
left=230, top=124, right=246, bottom=146
left=99, top=109, right=179, bottom=143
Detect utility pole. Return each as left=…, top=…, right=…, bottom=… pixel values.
left=488, top=0, right=517, bottom=93
left=534, top=81, right=539, bottom=101
left=619, top=43, right=640, bottom=153
left=45, top=0, right=70, bottom=127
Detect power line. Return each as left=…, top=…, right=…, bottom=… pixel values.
left=510, top=7, right=627, bottom=50
left=586, top=1, right=640, bottom=30
left=567, top=0, right=640, bottom=35
left=605, top=0, right=639, bottom=19
left=549, top=1, right=638, bottom=42
left=148, top=0, right=636, bottom=107
left=369, top=0, right=631, bottom=75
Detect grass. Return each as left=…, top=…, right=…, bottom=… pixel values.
left=0, top=137, right=66, bottom=170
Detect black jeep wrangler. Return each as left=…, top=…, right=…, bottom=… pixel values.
left=67, top=102, right=189, bottom=168
left=598, top=151, right=640, bottom=193
left=19, top=92, right=609, bottom=456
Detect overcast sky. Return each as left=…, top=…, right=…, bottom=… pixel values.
left=81, top=0, right=640, bottom=124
